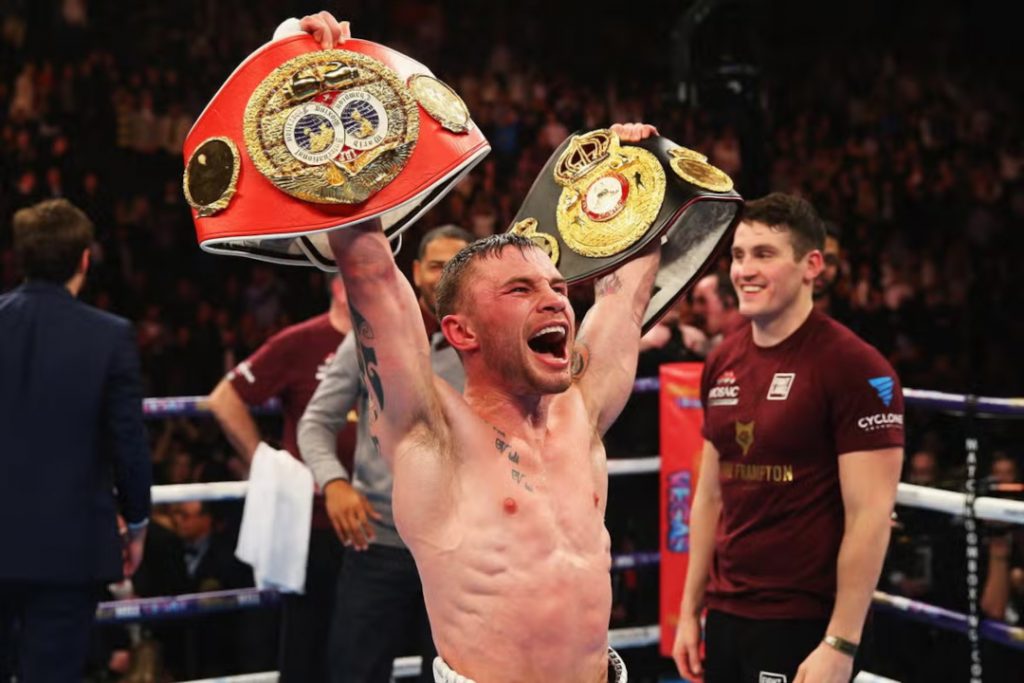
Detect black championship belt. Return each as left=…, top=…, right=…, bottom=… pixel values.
left=508, top=129, right=742, bottom=333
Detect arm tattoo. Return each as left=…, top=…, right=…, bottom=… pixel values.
left=349, top=303, right=385, bottom=412
left=595, top=272, right=623, bottom=297
left=571, top=342, right=590, bottom=379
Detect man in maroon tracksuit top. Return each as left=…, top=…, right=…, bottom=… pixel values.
left=207, top=276, right=357, bottom=683
left=673, top=193, right=904, bottom=683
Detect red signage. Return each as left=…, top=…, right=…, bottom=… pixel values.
left=659, top=363, right=704, bottom=655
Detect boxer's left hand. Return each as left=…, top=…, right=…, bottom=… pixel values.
left=610, top=122, right=659, bottom=143
left=299, top=11, right=351, bottom=49
left=794, top=642, right=854, bottom=683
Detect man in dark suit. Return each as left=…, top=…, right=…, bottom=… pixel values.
left=0, top=198, right=152, bottom=682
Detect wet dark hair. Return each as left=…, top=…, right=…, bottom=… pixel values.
left=435, top=232, right=538, bottom=320
left=741, top=193, right=825, bottom=258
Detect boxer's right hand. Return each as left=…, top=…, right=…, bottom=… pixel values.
left=298, top=11, right=351, bottom=49
left=325, top=479, right=382, bottom=551
left=672, top=612, right=705, bottom=682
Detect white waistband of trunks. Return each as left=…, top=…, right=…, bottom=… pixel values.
left=432, top=647, right=628, bottom=683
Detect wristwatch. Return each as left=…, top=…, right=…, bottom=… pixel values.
left=823, top=635, right=858, bottom=658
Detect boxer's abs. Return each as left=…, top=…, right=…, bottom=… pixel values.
left=404, top=466, right=613, bottom=682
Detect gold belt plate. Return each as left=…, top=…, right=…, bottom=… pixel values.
left=244, top=50, right=419, bottom=204
left=554, top=129, right=666, bottom=258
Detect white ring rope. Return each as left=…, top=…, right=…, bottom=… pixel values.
left=606, top=456, right=662, bottom=476
left=152, top=481, right=250, bottom=504
left=896, top=483, right=1024, bottom=524
left=153, top=464, right=1024, bottom=525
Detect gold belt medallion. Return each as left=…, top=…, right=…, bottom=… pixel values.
left=244, top=51, right=419, bottom=204
left=553, top=129, right=665, bottom=258
left=184, top=137, right=240, bottom=217
left=668, top=145, right=707, bottom=163
left=510, top=217, right=560, bottom=266
left=407, top=74, right=471, bottom=134
left=668, top=146, right=734, bottom=193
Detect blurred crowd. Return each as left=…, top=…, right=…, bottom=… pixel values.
left=2, top=0, right=1023, bottom=680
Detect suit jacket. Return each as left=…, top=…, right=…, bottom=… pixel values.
left=0, top=281, right=152, bottom=583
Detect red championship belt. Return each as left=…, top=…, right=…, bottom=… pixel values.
left=183, top=33, right=490, bottom=269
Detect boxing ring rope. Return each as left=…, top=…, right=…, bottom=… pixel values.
left=151, top=471, right=1024, bottom=524
left=130, top=381, right=1024, bottom=678
left=141, top=382, right=1024, bottom=419
left=119, top=481, right=1024, bottom=655
left=871, top=592, right=1024, bottom=652
left=96, top=582, right=1024, bottom=649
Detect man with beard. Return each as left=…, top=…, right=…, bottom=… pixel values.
left=326, top=161, right=658, bottom=682
left=310, top=15, right=660, bottom=676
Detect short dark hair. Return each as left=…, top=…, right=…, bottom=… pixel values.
left=741, top=193, right=825, bottom=258
left=13, top=198, right=94, bottom=283
left=435, top=232, right=538, bottom=320
left=417, top=224, right=474, bottom=260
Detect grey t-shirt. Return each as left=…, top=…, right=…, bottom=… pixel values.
left=297, top=332, right=465, bottom=548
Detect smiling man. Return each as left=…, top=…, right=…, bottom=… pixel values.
left=673, top=193, right=904, bottom=683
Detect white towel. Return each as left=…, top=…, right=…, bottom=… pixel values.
left=235, top=442, right=314, bottom=593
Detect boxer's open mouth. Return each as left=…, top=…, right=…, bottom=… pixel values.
left=528, top=324, right=568, bottom=361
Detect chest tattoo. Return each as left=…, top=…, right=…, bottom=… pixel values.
left=492, top=426, right=534, bottom=493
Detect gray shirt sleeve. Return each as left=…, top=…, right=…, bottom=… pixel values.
left=297, top=333, right=362, bottom=488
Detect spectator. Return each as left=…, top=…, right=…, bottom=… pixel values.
left=689, top=270, right=744, bottom=354
left=171, top=501, right=275, bottom=678
left=906, top=449, right=940, bottom=487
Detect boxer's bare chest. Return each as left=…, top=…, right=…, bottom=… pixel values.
left=396, top=392, right=608, bottom=552
left=464, top=419, right=607, bottom=549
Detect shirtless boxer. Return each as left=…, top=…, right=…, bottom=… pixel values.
left=333, top=218, right=656, bottom=683
left=307, top=14, right=660, bottom=678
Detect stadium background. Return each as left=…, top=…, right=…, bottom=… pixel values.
left=1, top=0, right=1022, bottom=680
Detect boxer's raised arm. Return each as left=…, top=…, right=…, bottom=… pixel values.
left=329, top=225, right=444, bottom=455
left=574, top=243, right=660, bottom=434
left=572, top=122, right=661, bottom=434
